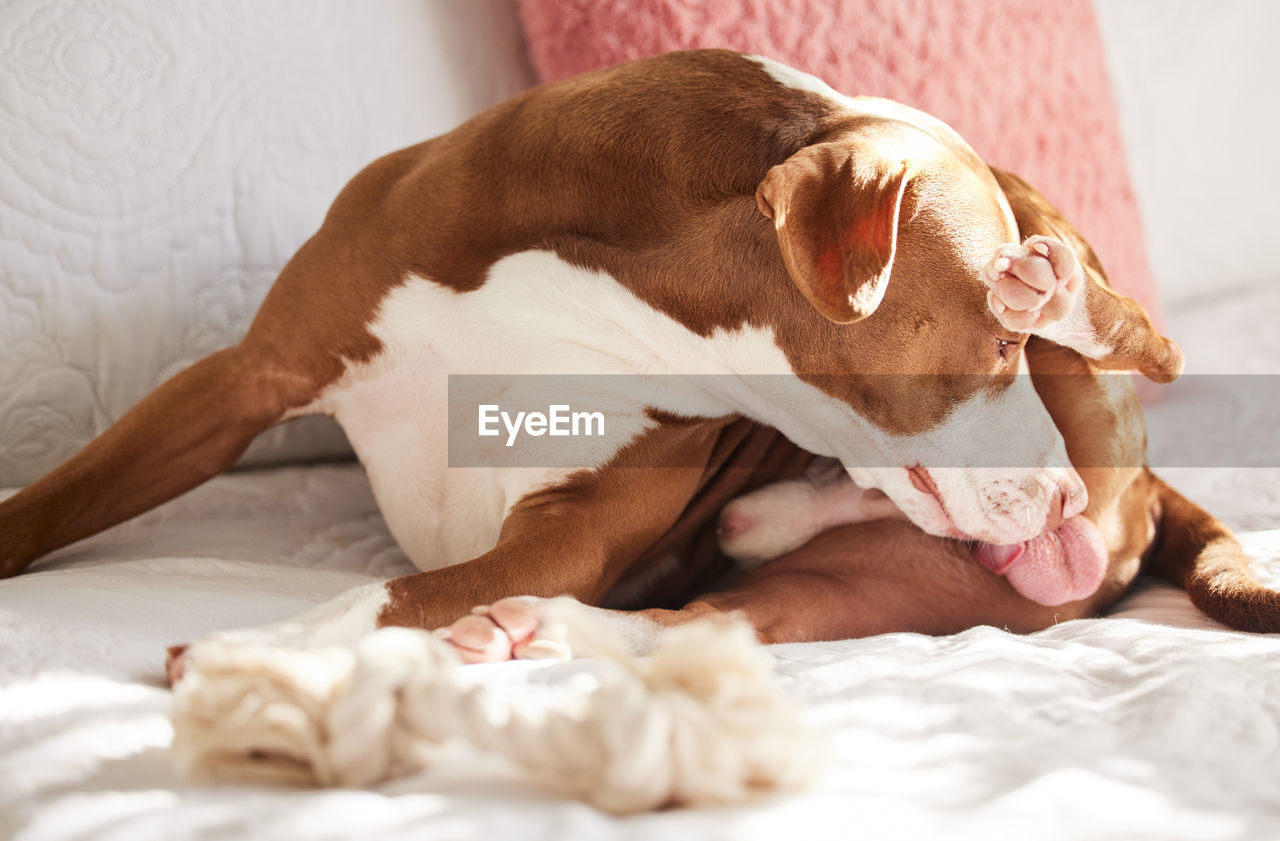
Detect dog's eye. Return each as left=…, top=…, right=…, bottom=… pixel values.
left=997, top=338, right=1014, bottom=360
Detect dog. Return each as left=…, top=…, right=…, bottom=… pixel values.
left=0, top=50, right=1192, bottom=674
left=430, top=169, right=1280, bottom=661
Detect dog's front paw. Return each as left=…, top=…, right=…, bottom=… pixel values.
left=983, top=235, right=1083, bottom=332
left=433, top=597, right=570, bottom=664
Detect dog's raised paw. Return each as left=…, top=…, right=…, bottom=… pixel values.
left=433, top=597, right=570, bottom=663
left=983, top=235, right=1084, bottom=332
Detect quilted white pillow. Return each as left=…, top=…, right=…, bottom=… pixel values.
left=0, top=0, right=535, bottom=487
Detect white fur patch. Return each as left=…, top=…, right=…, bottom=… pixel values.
left=845, top=352, right=1084, bottom=544
left=751, top=54, right=962, bottom=150
left=1034, top=279, right=1113, bottom=359
left=306, top=250, right=807, bottom=571
left=750, top=54, right=1021, bottom=250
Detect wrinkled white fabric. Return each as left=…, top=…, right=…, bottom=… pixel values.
left=1, top=460, right=1278, bottom=840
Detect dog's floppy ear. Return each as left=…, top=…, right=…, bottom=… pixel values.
left=757, top=141, right=910, bottom=324
left=991, top=167, right=1184, bottom=383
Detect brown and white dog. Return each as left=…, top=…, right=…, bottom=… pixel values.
left=1, top=50, right=1242, bottom=674
left=434, top=170, right=1280, bottom=661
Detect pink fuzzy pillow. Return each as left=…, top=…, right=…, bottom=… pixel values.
left=518, top=0, right=1161, bottom=325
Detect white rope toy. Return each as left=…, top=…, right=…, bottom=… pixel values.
left=171, top=608, right=822, bottom=813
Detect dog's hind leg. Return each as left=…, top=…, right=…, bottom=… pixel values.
left=0, top=342, right=326, bottom=577
left=0, top=166, right=407, bottom=578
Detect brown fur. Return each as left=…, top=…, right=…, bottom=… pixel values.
left=1148, top=477, right=1280, bottom=633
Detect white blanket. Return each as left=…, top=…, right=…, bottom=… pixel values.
left=3, top=284, right=1279, bottom=839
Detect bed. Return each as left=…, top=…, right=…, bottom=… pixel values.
left=3, top=282, right=1279, bottom=840
left=3, top=1, right=1279, bottom=838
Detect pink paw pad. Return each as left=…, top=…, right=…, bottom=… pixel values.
left=983, top=235, right=1083, bottom=332
left=433, top=597, right=569, bottom=664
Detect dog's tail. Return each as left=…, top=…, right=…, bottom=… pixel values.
left=1147, top=475, right=1280, bottom=633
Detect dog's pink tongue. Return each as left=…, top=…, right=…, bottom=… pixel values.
left=972, top=516, right=1107, bottom=606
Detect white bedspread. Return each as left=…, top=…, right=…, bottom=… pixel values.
left=3, top=284, right=1279, bottom=840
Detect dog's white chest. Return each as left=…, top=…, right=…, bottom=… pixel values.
left=306, top=250, right=788, bottom=572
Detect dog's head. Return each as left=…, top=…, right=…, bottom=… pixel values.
left=753, top=117, right=1174, bottom=545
